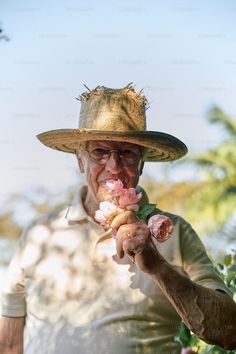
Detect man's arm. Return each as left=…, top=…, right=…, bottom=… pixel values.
left=0, top=316, right=25, bottom=354
left=112, top=211, right=236, bottom=350
left=149, top=255, right=236, bottom=349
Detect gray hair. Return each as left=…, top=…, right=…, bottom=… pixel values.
left=75, top=141, right=87, bottom=156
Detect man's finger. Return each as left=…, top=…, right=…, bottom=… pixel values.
left=123, top=237, right=146, bottom=257
left=116, top=224, right=135, bottom=258
left=111, top=210, right=139, bottom=230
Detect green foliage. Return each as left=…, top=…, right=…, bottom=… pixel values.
left=222, top=250, right=236, bottom=294
left=136, top=203, right=157, bottom=223
left=178, top=249, right=236, bottom=353
left=175, top=106, right=236, bottom=236
left=208, top=107, right=236, bottom=138
left=199, top=346, right=236, bottom=354
left=178, top=322, right=196, bottom=348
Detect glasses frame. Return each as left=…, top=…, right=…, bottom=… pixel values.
left=84, top=146, right=143, bottom=166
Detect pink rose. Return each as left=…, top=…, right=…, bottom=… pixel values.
left=95, top=179, right=143, bottom=237
left=104, top=179, right=124, bottom=197
left=118, top=188, right=143, bottom=211
left=95, top=201, right=123, bottom=228
left=148, top=214, right=173, bottom=242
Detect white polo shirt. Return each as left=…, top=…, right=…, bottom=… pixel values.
left=1, top=185, right=231, bottom=354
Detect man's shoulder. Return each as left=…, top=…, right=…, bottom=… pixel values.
left=24, top=206, right=69, bottom=235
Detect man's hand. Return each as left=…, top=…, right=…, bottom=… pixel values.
left=111, top=210, right=236, bottom=349
left=111, top=210, right=164, bottom=273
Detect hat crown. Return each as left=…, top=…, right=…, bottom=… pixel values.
left=79, top=84, right=147, bottom=132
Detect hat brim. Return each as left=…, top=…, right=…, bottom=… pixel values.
left=37, top=128, right=188, bottom=162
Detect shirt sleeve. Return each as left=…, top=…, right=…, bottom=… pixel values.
left=1, top=227, right=29, bottom=317
left=180, top=219, right=232, bottom=297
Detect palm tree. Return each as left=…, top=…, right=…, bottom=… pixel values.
left=179, top=106, right=236, bottom=235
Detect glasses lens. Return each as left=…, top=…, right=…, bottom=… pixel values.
left=88, top=148, right=141, bottom=165
left=90, top=148, right=110, bottom=162
left=119, top=149, right=140, bottom=164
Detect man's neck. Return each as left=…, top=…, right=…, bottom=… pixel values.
left=83, top=191, right=99, bottom=220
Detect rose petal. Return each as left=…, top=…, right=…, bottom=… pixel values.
left=105, top=179, right=124, bottom=196
left=118, top=189, right=143, bottom=209
left=148, top=214, right=173, bottom=242
left=126, top=204, right=139, bottom=212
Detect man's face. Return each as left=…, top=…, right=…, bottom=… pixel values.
left=76, top=140, right=144, bottom=205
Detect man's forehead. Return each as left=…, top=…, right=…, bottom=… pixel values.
left=87, top=140, right=141, bottom=150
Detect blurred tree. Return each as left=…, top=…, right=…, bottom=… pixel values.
left=0, top=211, right=22, bottom=240
left=140, top=177, right=202, bottom=216
left=176, top=107, right=236, bottom=235
left=0, top=186, right=75, bottom=240
left=0, top=22, right=10, bottom=41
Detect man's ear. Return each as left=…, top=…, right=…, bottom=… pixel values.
left=139, top=161, right=144, bottom=176
left=76, top=154, right=85, bottom=173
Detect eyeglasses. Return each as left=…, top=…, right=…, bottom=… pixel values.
left=85, top=147, right=142, bottom=165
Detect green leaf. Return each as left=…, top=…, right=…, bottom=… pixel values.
left=233, top=254, right=236, bottom=264
left=224, top=254, right=232, bottom=266
left=177, top=322, right=192, bottom=347
left=136, top=204, right=157, bottom=223
left=225, top=272, right=235, bottom=286
left=228, top=264, right=236, bottom=272
left=217, top=263, right=224, bottom=271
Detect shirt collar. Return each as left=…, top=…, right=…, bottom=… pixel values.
left=66, top=184, right=89, bottom=222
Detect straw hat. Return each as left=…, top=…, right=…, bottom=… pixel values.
left=37, top=84, right=187, bottom=162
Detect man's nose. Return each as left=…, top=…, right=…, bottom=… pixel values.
left=105, top=151, right=123, bottom=174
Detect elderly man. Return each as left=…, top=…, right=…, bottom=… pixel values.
left=0, top=84, right=236, bottom=354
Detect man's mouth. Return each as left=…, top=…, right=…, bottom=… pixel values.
left=104, top=178, right=128, bottom=188
left=98, top=177, right=127, bottom=185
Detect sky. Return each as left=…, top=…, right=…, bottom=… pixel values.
left=1, top=0, right=236, bottom=201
